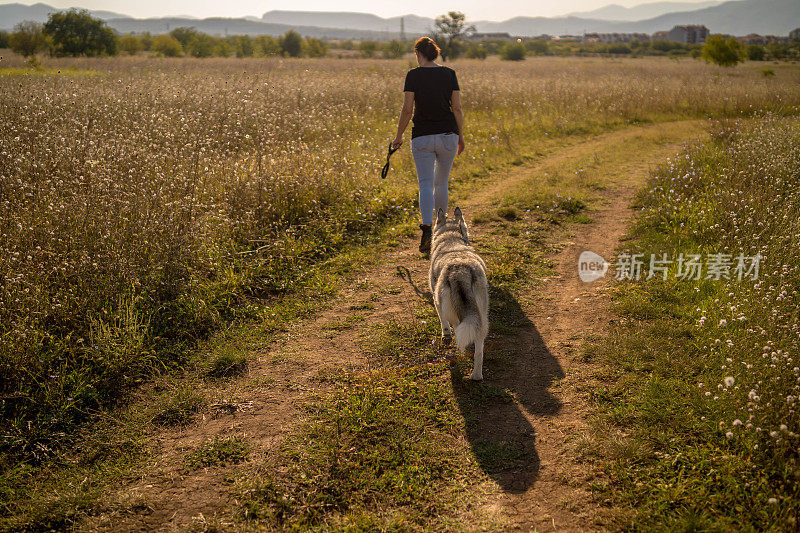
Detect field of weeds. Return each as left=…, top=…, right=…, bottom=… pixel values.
left=1, top=53, right=799, bottom=489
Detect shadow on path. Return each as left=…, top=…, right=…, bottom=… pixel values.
left=450, top=285, right=563, bottom=493
left=397, top=263, right=563, bottom=493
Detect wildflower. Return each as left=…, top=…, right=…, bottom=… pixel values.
left=724, top=376, right=735, bottom=387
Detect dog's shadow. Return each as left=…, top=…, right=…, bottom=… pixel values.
left=398, top=267, right=563, bottom=494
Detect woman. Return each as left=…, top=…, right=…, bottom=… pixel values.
left=391, top=36, right=465, bottom=254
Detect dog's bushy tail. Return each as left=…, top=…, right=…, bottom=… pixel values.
left=451, top=269, right=485, bottom=352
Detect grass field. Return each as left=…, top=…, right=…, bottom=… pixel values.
left=1, top=52, right=800, bottom=530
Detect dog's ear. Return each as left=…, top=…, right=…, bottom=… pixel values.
left=436, top=208, right=447, bottom=225
left=454, top=207, right=463, bottom=220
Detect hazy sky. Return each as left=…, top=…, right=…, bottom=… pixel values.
left=20, top=0, right=718, bottom=21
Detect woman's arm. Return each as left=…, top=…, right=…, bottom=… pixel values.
left=391, top=91, right=414, bottom=149
left=451, top=90, right=465, bottom=155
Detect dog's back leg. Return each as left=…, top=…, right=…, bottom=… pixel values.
left=433, top=287, right=453, bottom=345
left=470, top=336, right=484, bottom=381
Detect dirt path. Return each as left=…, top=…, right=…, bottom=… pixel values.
left=93, top=120, right=707, bottom=531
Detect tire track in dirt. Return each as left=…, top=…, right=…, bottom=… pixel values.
left=91, top=120, right=707, bottom=531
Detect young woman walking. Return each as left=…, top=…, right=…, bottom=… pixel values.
left=391, top=36, right=465, bottom=254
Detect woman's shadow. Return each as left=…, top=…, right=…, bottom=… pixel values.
left=398, top=267, right=563, bottom=494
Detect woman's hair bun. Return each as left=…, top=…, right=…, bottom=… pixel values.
left=414, top=37, right=440, bottom=61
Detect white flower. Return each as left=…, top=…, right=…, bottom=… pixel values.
left=724, top=376, right=735, bottom=387
left=733, top=419, right=742, bottom=426
left=726, top=431, right=733, bottom=439
left=719, top=319, right=727, bottom=326
left=768, top=498, right=778, bottom=504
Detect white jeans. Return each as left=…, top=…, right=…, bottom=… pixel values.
left=411, top=133, right=458, bottom=225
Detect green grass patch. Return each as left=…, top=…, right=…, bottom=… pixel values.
left=186, top=436, right=250, bottom=468
left=590, top=116, right=800, bottom=530
left=0, top=67, right=102, bottom=77
left=152, top=384, right=207, bottom=427
left=236, top=365, right=487, bottom=530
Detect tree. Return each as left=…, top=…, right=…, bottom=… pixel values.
left=43, top=9, right=117, bottom=56
left=500, top=42, right=526, bottom=61
left=169, top=27, right=199, bottom=49
left=303, top=38, right=328, bottom=58
left=279, top=30, right=302, bottom=57
left=701, top=35, right=743, bottom=67
left=188, top=33, right=216, bottom=57
left=359, top=40, right=378, bottom=58
left=746, top=44, right=765, bottom=61
left=0, top=30, right=10, bottom=49
left=383, top=40, right=405, bottom=59
left=431, top=11, right=475, bottom=61
left=9, top=21, right=48, bottom=57
left=151, top=34, right=183, bottom=57
left=119, top=33, right=143, bottom=55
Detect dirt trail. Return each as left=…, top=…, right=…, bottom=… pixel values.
left=93, top=120, right=707, bottom=531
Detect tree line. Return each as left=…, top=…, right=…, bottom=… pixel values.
left=2, top=8, right=797, bottom=65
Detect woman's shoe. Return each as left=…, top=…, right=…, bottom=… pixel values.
left=419, top=224, right=432, bottom=254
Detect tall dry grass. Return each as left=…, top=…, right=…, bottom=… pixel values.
left=1, top=55, right=799, bottom=459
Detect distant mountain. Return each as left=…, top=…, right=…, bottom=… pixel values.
left=103, top=17, right=395, bottom=40
left=567, top=1, right=723, bottom=21
left=0, top=2, right=127, bottom=27
left=0, top=0, right=797, bottom=37
left=262, top=10, right=431, bottom=34
left=474, top=0, right=798, bottom=36
left=262, top=0, right=798, bottom=36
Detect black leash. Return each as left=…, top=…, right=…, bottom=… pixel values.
left=380, top=142, right=401, bottom=179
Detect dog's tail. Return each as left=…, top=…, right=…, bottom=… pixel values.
left=450, top=268, right=486, bottom=353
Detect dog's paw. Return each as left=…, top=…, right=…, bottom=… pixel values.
left=469, top=371, right=483, bottom=381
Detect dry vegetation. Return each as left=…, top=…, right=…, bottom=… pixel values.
left=1, top=52, right=800, bottom=528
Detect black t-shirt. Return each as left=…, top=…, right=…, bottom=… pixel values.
left=403, top=66, right=460, bottom=139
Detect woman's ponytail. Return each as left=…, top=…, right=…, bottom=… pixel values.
left=414, top=37, right=440, bottom=61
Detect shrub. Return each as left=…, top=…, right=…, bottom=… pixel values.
left=525, top=39, right=548, bottom=55
left=499, top=42, right=526, bottom=61
left=702, top=34, right=744, bottom=67
left=746, top=44, right=766, bottom=61
left=607, top=43, right=631, bottom=55
left=303, top=38, right=328, bottom=58
left=382, top=39, right=405, bottom=59
left=119, top=34, right=143, bottom=55
left=464, top=44, right=487, bottom=59
left=359, top=40, right=378, bottom=58
left=229, top=35, right=255, bottom=58
left=151, top=34, right=182, bottom=57
left=8, top=21, right=48, bottom=57
left=189, top=33, right=216, bottom=58
left=253, top=35, right=280, bottom=56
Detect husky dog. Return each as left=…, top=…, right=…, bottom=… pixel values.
left=429, top=207, right=489, bottom=381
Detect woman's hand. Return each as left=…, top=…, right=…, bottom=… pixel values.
left=457, top=136, right=465, bottom=155
left=391, top=136, right=403, bottom=150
